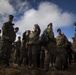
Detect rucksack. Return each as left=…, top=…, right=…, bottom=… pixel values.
left=39, top=31, right=50, bottom=46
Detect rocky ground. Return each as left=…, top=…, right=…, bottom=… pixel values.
left=0, top=63, right=76, bottom=75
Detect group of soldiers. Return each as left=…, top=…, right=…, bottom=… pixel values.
left=0, top=15, right=76, bottom=72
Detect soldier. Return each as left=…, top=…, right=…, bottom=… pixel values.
left=0, top=30, right=2, bottom=61
left=28, top=24, right=41, bottom=68
left=44, top=23, right=57, bottom=72
left=72, top=37, right=76, bottom=62
left=0, top=30, right=1, bottom=40
left=19, top=30, right=30, bottom=67
left=14, top=36, right=21, bottom=64
left=1, top=15, right=16, bottom=66
left=14, top=27, right=19, bottom=34
left=55, top=28, right=68, bottom=70
left=0, top=30, right=2, bottom=50
left=72, top=22, right=76, bottom=63
left=40, top=46, right=45, bottom=69
left=11, top=27, right=19, bottom=63
left=66, top=42, right=72, bottom=65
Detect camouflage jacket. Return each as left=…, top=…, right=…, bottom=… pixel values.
left=56, top=34, right=68, bottom=47
left=2, top=21, right=16, bottom=43
left=72, top=41, right=76, bottom=52
left=22, top=35, right=29, bottom=47
left=28, top=31, right=40, bottom=44
left=44, top=28, right=56, bottom=49
left=15, top=40, right=21, bottom=50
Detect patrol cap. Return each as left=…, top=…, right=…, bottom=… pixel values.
left=47, top=23, right=52, bottom=27
left=57, top=28, right=61, bottom=32
left=9, top=15, right=14, bottom=19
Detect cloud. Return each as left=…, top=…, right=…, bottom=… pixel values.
left=0, top=0, right=14, bottom=15
left=9, top=0, right=29, bottom=14
left=0, top=0, right=29, bottom=28
left=68, top=38, right=72, bottom=42
left=0, top=0, right=15, bottom=27
left=0, top=1, right=75, bottom=40
left=15, top=1, right=75, bottom=35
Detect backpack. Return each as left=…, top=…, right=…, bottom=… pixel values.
left=39, top=31, right=50, bottom=46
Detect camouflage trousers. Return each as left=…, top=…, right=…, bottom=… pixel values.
left=0, top=41, right=12, bottom=66
left=40, top=47, right=45, bottom=68
left=44, top=47, right=56, bottom=71
left=19, top=45, right=28, bottom=67
left=28, top=44, right=41, bottom=68
left=55, top=47, right=68, bottom=70
left=14, top=49, right=20, bottom=64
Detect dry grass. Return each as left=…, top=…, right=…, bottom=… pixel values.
left=0, top=63, right=76, bottom=75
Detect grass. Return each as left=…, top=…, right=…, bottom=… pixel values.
left=0, top=63, right=76, bottom=75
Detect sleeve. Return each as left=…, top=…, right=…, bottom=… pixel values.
left=64, top=35, right=69, bottom=46
left=2, top=23, right=8, bottom=36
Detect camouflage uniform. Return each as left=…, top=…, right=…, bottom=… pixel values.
left=14, top=40, right=21, bottom=64
left=19, top=33, right=29, bottom=67
left=72, top=41, right=76, bottom=53
left=40, top=46, right=45, bottom=68
left=1, top=21, right=15, bottom=66
left=55, top=34, right=68, bottom=70
left=44, top=28, right=57, bottom=71
left=0, top=34, right=2, bottom=62
left=0, top=34, right=2, bottom=53
left=72, top=34, right=76, bottom=62
left=28, top=30, right=40, bottom=68
left=66, top=42, right=72, bottom=65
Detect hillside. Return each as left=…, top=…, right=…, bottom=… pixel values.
left=0, top=63, right=76, bottom=75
